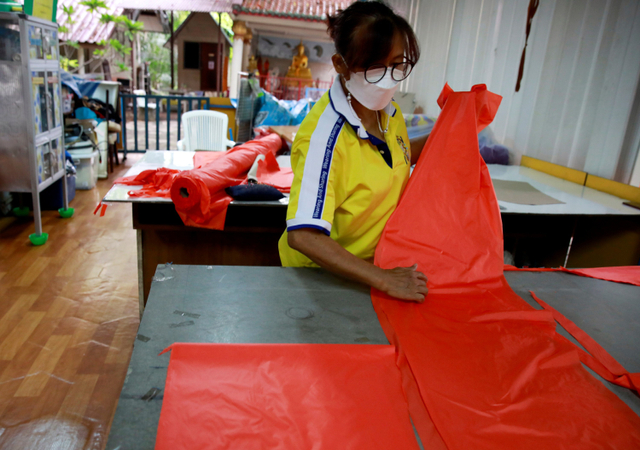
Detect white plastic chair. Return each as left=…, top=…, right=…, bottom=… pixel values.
left=177, top=110, right=235, bottom=152
left=134, top=89, right=158, bottom=111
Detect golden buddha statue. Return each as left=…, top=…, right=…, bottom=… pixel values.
left=285, top=41, right=313, bottom=88
left=247, top=55, right=258, bottom=75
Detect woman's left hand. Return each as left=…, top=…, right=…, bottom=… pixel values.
left=409, top=134, right=429, bottom=165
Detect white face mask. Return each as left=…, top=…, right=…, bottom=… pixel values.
left=342, top=57, right=400, bottom=111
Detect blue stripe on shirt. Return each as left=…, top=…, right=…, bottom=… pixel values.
left=312, top=115, right=345, bottom=219
left=287, top=224, right=331, bottom=236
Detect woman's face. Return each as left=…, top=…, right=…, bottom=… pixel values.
left=333, top=32, right=406, bottom=80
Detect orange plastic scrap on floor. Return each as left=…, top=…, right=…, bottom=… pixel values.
left=155, top=343, right=420, bottom=450
left=371, top=84, right=640, bottom=449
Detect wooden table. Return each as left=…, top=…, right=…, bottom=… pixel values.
left=268, top=125, right=299, bottom=145
left=104, top=151, right=289, bottom=315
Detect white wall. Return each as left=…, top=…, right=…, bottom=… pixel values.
left=406, top=0, right=640, bottom=183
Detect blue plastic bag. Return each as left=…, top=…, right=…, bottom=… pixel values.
left=254, top=92, right=292, bottom=127
left=478, top=127, right=510, bottom=165
left=254, top=91, right=311, bottom=127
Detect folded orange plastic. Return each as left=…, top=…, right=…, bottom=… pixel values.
left=155, top=343, right=420, bottom=450
left=372, top=83, right=640, bottom=449
left=256, top=151, right=294, bottom=193
left=563, top=266, right=640, bottom=286
left=531, top=291, right=640, bottom=392
left=114, top=133, right=289, bottom=229
left=504, top=265, right=640, bottom=286
left=114, top=167, right=180, bottom=198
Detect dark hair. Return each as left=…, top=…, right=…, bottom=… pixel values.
left=327, top=1, right=420, bottom=69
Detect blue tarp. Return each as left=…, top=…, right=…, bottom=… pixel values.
left=60, top=71, right=101, bottom=98
left=253, top=91, right=311, bottom=127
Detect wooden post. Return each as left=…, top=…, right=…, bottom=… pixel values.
left=78, top=47, right=85, bottom=74
left=170, top=11, right=175, bottom=90
left=217, top=14, right=223, bottom=96
left=229, top=21, right=247, bottom=99
left=214, top=13, right=220, bottom=96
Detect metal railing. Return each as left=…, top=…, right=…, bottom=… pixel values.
left=119, top=80, right=332, bottom=155
left=120, top=93, right=212, bottom=156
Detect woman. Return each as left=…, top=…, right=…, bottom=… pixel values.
left=278, top=1, right=429, bottom=302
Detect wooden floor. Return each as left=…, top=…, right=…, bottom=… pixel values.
left=0, top=154, right=142, bottom=449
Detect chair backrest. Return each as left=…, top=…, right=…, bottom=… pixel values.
left=181, top=110, right=229, bottom=152
left=133, top=89, right=148, bottom=108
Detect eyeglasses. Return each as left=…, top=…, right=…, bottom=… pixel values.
left=364, top=61, right=415, bottom=83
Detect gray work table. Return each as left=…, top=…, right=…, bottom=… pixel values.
left=106, top=266, right=640, bottom=450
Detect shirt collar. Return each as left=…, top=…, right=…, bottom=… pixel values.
left=328, top=75, right=397, bottom=140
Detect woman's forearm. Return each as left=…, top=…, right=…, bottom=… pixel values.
left=289, top=228, right=386, bottom=289
left=288, top=228, right=428, bottom=302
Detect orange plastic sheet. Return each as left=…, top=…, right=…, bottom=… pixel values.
left=504, top=264, right=640, bottom=286
left=155, top=343, right=420, bottom=450
left=530, top=291, right=640, bottom=392
left=192, top=151, right=225, bottom=168
left=371, top=84, right=640, bottom=449
left=256, top=151, right=294, bottom=193
left=565, top=266, right=640, bottom=285
left=114, top=167, right=180, bottom=198
left=504, top=264, right=640, bottom=287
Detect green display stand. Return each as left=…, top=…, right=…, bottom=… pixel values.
left=12, top=206, right=30, bottom=217
left=58, top=207, right=75, bottom=218
left=0, top=1, right=22, bottom=12
left=22, top=0, right=57, bottom=23
left=29, top=232, right=48, bottom=246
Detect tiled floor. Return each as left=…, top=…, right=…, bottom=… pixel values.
left=0, top=154, right=142, bottom=449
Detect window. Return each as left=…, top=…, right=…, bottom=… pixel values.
left=83, top=48, right=92, bottom=72
left=184, top=42, right=200, bottom=69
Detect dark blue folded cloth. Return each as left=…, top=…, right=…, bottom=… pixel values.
left=225, top=184, right=284, bottom=201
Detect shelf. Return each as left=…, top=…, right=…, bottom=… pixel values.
left=37, top=169, right=64, bottom=192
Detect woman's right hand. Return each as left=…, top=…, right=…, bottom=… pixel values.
left=288, top=229, right=429, bottom=302
left=378, top=264, right=429, bottom=302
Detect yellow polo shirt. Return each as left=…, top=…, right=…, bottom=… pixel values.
left=278, top=77, right=411, bottom=267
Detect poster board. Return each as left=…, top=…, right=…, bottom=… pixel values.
left=23, top=0, right=57, bottom=23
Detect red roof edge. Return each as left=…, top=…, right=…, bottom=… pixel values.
left=232, top=5, right=328, bottom=23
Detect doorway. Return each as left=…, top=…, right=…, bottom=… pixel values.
left=200, top=43, right=218, bottom=91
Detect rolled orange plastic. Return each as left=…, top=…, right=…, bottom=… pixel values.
left=170, top=133, right=284, bottom=229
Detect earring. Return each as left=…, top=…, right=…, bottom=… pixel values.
left=346, top=92, right=362, bottom=122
